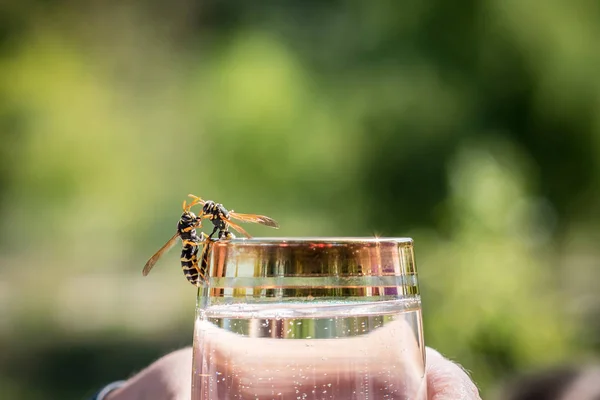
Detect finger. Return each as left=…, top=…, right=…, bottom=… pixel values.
left=426, top=348, right=481, bottom=400
left=560, top=367, right=600, bottom=400
left=108, top=347, right=193, bottom=400
left=151, top=347, right=193, bottom=399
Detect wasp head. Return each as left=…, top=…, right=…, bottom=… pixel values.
left=178, top=210, right=200, bottom=233
left=181, top=210, right=197, bottom=222
left=203, top=200, right=215, bottom=214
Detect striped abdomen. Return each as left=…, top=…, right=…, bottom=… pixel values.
left=180, top=239, right=212, bottom=286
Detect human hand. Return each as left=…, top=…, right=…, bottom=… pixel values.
left=105, top=348, right=192, bottom=400
left=106, top=346, right=479, bottom=400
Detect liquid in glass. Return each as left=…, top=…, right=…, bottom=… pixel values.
left=192, top=238, right=426, bottom=400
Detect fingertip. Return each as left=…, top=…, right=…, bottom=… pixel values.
left=426, top=347, right=482, bottom=400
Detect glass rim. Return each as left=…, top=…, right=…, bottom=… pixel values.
left=204, top=236, right=419, bottom=287
left=211, top=236, right=414, bottom=247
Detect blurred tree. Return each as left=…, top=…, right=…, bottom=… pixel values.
left=1, top=0, right=599, bottom=398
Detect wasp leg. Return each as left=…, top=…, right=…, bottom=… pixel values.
left=207, top=225, right=219, bottom=239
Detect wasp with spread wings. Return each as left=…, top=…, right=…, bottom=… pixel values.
left=187, top=194, right=279, bottom=240
left=142, top=195, right=279, bottom=286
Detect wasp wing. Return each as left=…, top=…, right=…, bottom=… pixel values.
left=222, top=218, right=253, bottom=238
left=142, top=232, right=180, bottom=276
left=197, top=237, right=214, bottom=285
left=229, top=212, right=279, bottom=228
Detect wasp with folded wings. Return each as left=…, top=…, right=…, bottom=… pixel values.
left=142, top=195, right=279, bottom=286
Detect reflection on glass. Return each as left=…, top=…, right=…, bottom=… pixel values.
left=192, top=237, right=426, bottom=400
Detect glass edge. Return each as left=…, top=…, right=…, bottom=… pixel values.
left=211, top=237, right=414, bottom=246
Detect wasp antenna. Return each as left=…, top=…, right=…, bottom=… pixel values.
left=187, top=194, right=204, bottom=209
left=182, top=200, right=188, bottom=211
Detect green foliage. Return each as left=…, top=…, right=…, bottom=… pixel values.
left=1, top=1, right=599, bottom=398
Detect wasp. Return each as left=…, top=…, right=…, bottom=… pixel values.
left=187, top=194, right=279, bottom=239
left=142, top=197, right=215, bottom=286
left=142, top=195, right=279, bottom=286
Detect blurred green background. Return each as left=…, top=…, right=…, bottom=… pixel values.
left=1, top=0, right=600, bottom=398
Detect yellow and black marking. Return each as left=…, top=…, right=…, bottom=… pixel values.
left=143, top=194, right=279, bottom=287
left=187, top=194, right=280, bottom=240
left=142, top=197, right=212, bottom=287
left=180, top=233, right=214, bottom=286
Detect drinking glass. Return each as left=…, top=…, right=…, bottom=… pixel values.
left=191, top=237, right=426, bottom=400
